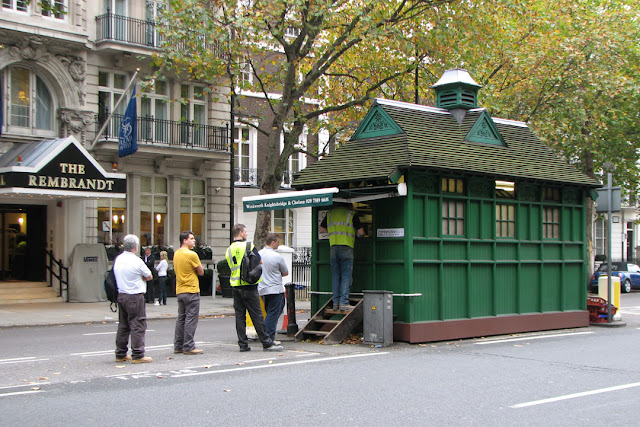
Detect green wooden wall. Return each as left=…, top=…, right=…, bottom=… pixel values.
left=311, top=170, right=588, bottom=324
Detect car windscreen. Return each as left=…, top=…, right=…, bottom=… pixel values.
left=597, top=263, right=626, bottom=272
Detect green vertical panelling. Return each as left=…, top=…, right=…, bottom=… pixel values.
left=530, top=206, right=541, bottom=240
left=520, top=244, right=539, bottom=260
left=442, top=264, right=468, bottom=319
left=442, top=241, right=467, bottom=260
left=481, top=202, right=494, bottom=239
left=414, top=240, right=440, bottom=259
left=544, top=244, right=561, bottom=260
left=495, top=242, right=517, bottom=261
left=564, top=244, right=581, bottom=260
left=541, top=264, right=562, bottom=311
left=572, top=208, right=583, bottom=241
left=375, top=240, right=404, bottom=261
left=469, top=264, right=493, bottom=317
left=519, top=264, right=541, bottom=312
left=562, top=263, right=584, bottom=310
left=412, top=264, right=440, bottom=320
left=468, top=201, right=481, bottom=239
left=518, top=205, right=530, bottom=240
left=495, top=264, right=518, bottom=314
left=425, top=197, right=439, bottom=237
left=561, top=208, right=571, bottom=241
left=353, top=239, right=374, bottom=293
left=469, top=242, right=493, bottom=260
left=413, top=195, right=425, bottom=237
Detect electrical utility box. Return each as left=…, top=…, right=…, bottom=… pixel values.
left=363, top=290, right=393, bottom=347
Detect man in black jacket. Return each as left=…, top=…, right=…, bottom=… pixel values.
left=143, top=247, right=158, bottom=304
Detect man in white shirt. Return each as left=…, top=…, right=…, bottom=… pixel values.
left=258, top=233, right=289, bottom=342
left=114, top=234, right=153, bottom=364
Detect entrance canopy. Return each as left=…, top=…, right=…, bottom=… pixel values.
left=242, top=183, right=407, bottom=212
left=0, top=136, right=126, bottom=198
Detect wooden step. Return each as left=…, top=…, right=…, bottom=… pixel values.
left=302, top=330, right=330, bottom=336
left=315, top=319, right=340, bottom=324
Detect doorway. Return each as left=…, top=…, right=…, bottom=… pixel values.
left=0, top=205, right=47, bottom=281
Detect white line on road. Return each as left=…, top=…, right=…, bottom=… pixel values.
left=475, top=331, right=593, bottom=345
left=172, top=352, right=389, bottom=378
left=0, top=357, right=36, bottom=362
left=0, top=382, right=51, bottom=390
left=71, top=342, right=214, bottom=357
left=82, top=330, right=155, bottom=336
left=0, top=358, right=50, bottom=365
left=512, top=382, right=640, bottom=408
left=0, top=390, right=44, bottom=398
left=243, top=357, right=277, bottom=363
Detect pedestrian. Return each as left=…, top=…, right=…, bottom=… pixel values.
left=226, top=224, right=283, bottom=352
left=258, top=233, right=289, bottom=343
left=143, top=247, right=158, bottom=304
left=156, top=250, right=169, bottom=305
left=173, top=231, right=205, bottom=355
left=114, top=234, right=153, bottom=364
left=319, top=203, right=365, bottom=311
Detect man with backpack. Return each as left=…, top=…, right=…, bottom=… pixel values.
left=225, top=224, right=283, bottom=353
left=113, top=234, right=153, bottom=364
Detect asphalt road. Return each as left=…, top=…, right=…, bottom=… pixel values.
left=2, top=293, right=640, bottom=425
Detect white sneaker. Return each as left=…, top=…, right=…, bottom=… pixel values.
left=154, top=301, right=160, bottom=306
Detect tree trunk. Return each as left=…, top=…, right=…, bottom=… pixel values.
left=583, top=149, right=597, bottom=290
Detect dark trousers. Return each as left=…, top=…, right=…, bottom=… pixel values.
left=145, top=279, right=156, bottom=303
left=233, top=285, right=274, bottom=350
left=174, top=292, right=200, bottom=352
left=262, top=293, right=285, bottom=341
left=115, top=293, right=146, bottom=359
left=157, top=276, right=167, bottom=305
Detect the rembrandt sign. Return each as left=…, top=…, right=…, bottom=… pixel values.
left=0, top=136, right=126, bottom=197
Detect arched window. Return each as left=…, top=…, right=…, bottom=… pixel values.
left=2, top=67, right=55, bottom=135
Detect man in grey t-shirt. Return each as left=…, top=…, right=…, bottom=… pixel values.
left=258, top=233, right=289, bottom=342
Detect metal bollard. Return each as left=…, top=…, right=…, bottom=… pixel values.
left=284, top=283, right=299, bottom=336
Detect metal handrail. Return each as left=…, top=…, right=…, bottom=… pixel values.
left=45, top=250, right=69, bottom=302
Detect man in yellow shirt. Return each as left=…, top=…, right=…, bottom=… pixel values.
left=173, top=230, right=204, bottom=355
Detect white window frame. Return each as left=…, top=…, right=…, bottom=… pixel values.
left=140, top=176, right=168, bottom=247
left=98, top=71, right=129, bottom=140
left=234, top=124, right=258, bottom=185
left=2, top=0, right=29, bottom=13
left=41, top=0, right=67, bottom=20
left=180, top=178, right=207, bottom=242
left=140, top=80, right=169, bottom=143
left=270, top=209, right=295, bottom=246
left=280, top=127, right=308, bottom=188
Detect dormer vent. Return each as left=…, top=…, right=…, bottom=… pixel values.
left=431, top=68, right=482, bottom=110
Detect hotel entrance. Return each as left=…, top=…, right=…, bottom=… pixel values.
left=0, top=205, right=47, bottom=281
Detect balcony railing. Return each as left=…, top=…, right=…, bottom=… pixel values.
left=96, top=12, right=163, bottom=47
left=98, top=113, right=228, bottom=151
left=234, top=168, right=262, bottom=186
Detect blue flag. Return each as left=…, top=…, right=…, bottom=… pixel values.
left=118, top=85, right=137, bottom=157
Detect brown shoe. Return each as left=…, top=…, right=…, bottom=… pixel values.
left=132, top=356, right=153, bottom=364
left=174, top=349, right=183, bottom=354
left=115, top=355, right=132, bottom=362
left=183, top=348, right=203, bottom=355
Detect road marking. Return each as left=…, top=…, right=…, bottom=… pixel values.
left=475, top=331, right=593, bottom=345
left=83, top=330, right=155, bottom=336
left=72, top=342, right=213, bottom=357
left=0, top=357, right=36, bottom=362
left=512, top=381, right=640, bottom=408
left=0, top=390, right=44, bottom=398
left=0, top=358, right=50, bottom=365
left=172, top=352, right=389, bottom=378
left=243, top=357, right=277, bottom=363
left=0, top=383, right=51, bottom=390
left=184, top=364, right=221, bottom=370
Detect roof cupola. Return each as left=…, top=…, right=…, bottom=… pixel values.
left=431, top=68, right=482, bottom=110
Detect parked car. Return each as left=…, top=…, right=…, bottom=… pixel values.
left=590, top=262, right=640, bottom=293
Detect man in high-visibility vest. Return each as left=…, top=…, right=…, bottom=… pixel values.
left=226, top=224, right=284, bottom=352
left=319, top=203, right=365, bottom=311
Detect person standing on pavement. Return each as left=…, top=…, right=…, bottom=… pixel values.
left=173, top=231, right=204, bottom=355
left=143, top=247, right=158, bottom=304
left=319, top=203, right=365, bottom=311
left=114, top=234, right=153, bottom=364
left=226, top=224, right=283, bottom=353
left=258, top=233, right=289, bottom=343
left=156, top=250, right=169, bottom=305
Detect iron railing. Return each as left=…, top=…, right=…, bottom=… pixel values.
left=291, top=246, right=311, bottom=300
left=98, top=113, right=228, bottom=151
left=234, top=167, right=262, bottom=186
left=96, top=12, right=163, bottom=47
left=45, top=250, right=69, bottom=301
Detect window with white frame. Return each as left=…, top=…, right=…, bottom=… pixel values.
left=98, top=71, right=129, bottom=138
left=271, top=209, right=294, bottom=246
left=281, top=129, right=307, bottom=187
left=140, top=176, right=168, bottom=247
left=2, top=67, right=55, bottom=136
left=180, top=84, right=207, bottom=146
left=237, top=57, right=253, bottom=88
left=180, top=179, right=206, bottom=242
left=145, top=0, right=165, bottom=47
left=103, top=0, right=127, bottom=40
left=141, top=80, right=169, bottom=143
left=41, top=0, right=66, bottom=19
left=2, top=0, right=28, bottom=12
left=234, top=125, right=258, bottom=185
left=595, top=218, right=606, bottom=256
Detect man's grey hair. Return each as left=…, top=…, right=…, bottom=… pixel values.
left=122, top=234, right=140, bottom=252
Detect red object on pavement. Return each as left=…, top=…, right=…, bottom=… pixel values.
left=587, top=296, right=617, bottom=323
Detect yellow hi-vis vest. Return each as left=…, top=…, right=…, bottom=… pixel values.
left=327, top=207, right=356, bottom=248
left=225, top=241, right=258, bottom=287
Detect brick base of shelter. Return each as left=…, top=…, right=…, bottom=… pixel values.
left=393, top=311, right=589, bottom=343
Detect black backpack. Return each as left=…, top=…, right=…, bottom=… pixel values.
left=240, top=242, right=262, bottom=284
left=104, top=268, right=118, bottom=312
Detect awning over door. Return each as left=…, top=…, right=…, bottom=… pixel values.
left=0, top=136, right=126, bottom=198
left=243, top=187, right=339, bottom=212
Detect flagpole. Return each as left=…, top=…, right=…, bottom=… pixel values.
left=89, top=68, right=139, bottom=151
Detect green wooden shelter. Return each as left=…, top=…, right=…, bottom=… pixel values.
left=293, top=69, right=601, bottom=343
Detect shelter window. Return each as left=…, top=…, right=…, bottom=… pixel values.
left=543, top=187, right=561, bottom=202
left=542, top=207, right=560, bottom=239
left=180, top=178, right=206, bottom=243
left=495, top=180, right=515, bottom=199
left=270, top=209, right=294, bottom=246
left=3, top=67, right=54, bottom=135
left=2, top=0, right=28, bottom=12
left=41, top=0, right=66, bottom=19
left=442, top=178, right=464, bottom=194
left=233, top=125, right=258, bottom=185
left=496, top=204, right=515, bottom=238
left=442, top=200, right=464, bottom=236
left=140, top=80, right=169, bottom=143
left=98, top=198, right=127, bottom=246
left=141, top=176, right=167, bottom=247
left=98, top=71, right=128, bottom=138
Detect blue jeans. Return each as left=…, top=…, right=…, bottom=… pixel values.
left=330, top=245, right=354, bottom=307
left=262, top=293, right=285, bottom=341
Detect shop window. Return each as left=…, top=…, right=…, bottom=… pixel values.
left=442, top=178, right=464, bottom=194
left=98, top=71, right=129, bottom=138
left=140, top=176, right=167, bottom=246
left=270, top=209, right=294, bottom=246
left=41, top=0, right=66, bottom=19
left=98, top=199, right=127, bottom=245
left=234, top=125, right=258, bottom=185
left=2, top=67, right=54, bottom=136
left=2, top=0, right=28, bottom=12
left=496, top=204, right=515, bottom=238
left=442, top=199, right=464, bottom=236
left=543, top=207, right=560, bottom=239
left=180, top=178, right=206, bottom=242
